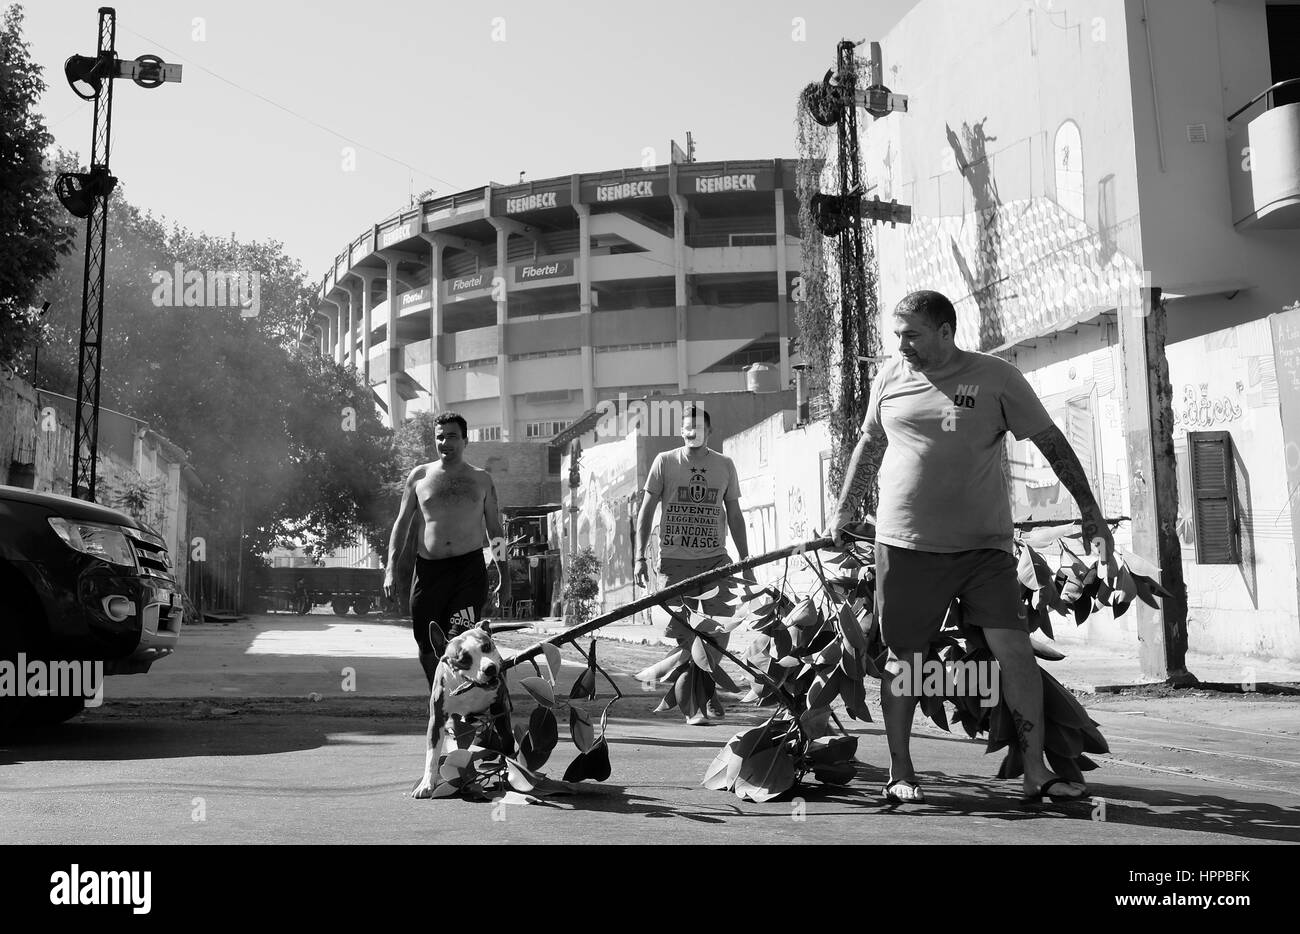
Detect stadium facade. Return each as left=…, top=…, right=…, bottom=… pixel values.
left=313, top=158, right=801, bottom=437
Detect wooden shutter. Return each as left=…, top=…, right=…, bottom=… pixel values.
left=1187, top=430, right=1239, bottom=564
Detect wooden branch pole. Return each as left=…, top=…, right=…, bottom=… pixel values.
left=503, top=514, right=1134, bottom=672
left=502, top=536, right=836, bottom=671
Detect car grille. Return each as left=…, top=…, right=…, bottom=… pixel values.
left=128, top=531, right=176, bottom=582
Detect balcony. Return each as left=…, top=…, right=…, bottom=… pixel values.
left=1228, top=80, right=1300, bottom=230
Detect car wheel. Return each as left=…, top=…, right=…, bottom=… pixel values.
left=21, top=694, right=86, bottom=726
left=331, top=599, right=351, bottom=616
left=351, top=598, right=372, bottom=616
left=0, top=570, right=87, bottom=731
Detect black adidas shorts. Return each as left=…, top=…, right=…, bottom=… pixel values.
left=410, top=550, right=488, bottom=660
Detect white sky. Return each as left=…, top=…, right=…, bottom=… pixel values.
left=20, top=0, right=916, bottom=279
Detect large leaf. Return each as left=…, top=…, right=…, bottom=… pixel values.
left=805, top=734, right=858, bottom=765
left=812, top=639, right=844, bottom=668
left=813, top=761, right=855, bottom=785
left=806, top=670, right=843, bottom=709
left=568, top=639, right=599, bottom=700
left=562, top=738, right=611, bottom=782
left=518, top=677, right=556, bottom=709
left=1017, top=545, right=1042, bottom=590
left=733, top=745, right=797, bottom=803
left=838, top=602, right=869, bottom=656
left=634, top=648, right=688, bottom=684
left=654, top=684, right=678, bottom=713
left=569, top=705, right=595, bottom=753
left=798, top=705, right=834, bottom=740
left=710, top=663, right=740, bottom=694
left=674, top=668, right=696, bottom=717
left=702, top=746, right=742, bottom=791
left=690, top=635, right=718, bottom=672
left=519, top=706, right=560, bottom=771
left=784, top=597, right=820, bottom=629
left=541, top=643, right=563, bottom=685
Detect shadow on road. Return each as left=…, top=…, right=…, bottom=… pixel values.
left=0, top=700, right=428, bottom=767
left=824, top=770, right=1300, bottom=843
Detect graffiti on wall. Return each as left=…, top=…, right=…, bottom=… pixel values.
left=1171, top=382, right=1244, bottom=436
left=787, top=486, right=810, bottom=542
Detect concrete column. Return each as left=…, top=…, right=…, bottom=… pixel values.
left=321, top=300, right=341, bottom=363
left=419, top=234, right=449, bottom=415
left=328, top=291, right=353, bottom=367
left=670, top=192, right=689, bottom=392
left=774, top=188, right=792, bottom=387
left=575, top=202, right=595, bottom=410
left=356, top=270, right=381, bottom=387
left=380, top=255, right=404, bottom=425
left=340, top=284, right=357, bottom=368
left=487, top=220, right=513, bottom=440
left=313, top=314, right=329, bottom=357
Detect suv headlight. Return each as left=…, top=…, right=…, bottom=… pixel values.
left=47, top=518, right=137, bottom=568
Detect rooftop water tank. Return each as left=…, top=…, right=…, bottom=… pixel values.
left=746, top=362, right=780, bottom=393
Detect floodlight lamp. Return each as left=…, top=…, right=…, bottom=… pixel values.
left=64, top=54, right=106, bottom=100
left=55, top=169, right=118, bottom=218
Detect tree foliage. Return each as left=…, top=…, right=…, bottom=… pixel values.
left=34, top=171, right=396, bottom=561
left=563, top=547, right=602, bottom=625
left=0, top=5, right=75, bottom=369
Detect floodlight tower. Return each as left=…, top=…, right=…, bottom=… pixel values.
left=56, top=7, right=181, bottom=501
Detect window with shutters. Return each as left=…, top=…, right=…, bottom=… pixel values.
left=1187, top=430, right=1240, bottom=564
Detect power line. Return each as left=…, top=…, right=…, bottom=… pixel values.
left=118, top=26, right=462, bottom=191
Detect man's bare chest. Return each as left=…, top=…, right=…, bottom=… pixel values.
left=417, top=471, right=483, bottom=513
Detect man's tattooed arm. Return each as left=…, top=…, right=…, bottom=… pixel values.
left=833, top=429, right=888, bottom=521
left=1028, top=424, right=1110, bottom=549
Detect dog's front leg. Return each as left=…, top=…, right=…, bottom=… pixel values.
left=411, top=680, right=445, bottom=798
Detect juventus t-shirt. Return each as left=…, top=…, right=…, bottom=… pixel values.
left=862, top=349, right=1055, bottom=554
left=645, top=448, right=740, bottom=561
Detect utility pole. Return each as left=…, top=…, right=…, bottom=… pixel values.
left=56, top=7, right=181, bottom=501
left=802, top=39, right=911, bottom=512
left=1116, top=286, right=1192, bottom=682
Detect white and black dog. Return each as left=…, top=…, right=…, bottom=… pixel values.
left=411, top=620, right=514, bottom=798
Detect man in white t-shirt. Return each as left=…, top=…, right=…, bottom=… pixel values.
left=635, top=406, right=750, bottom=725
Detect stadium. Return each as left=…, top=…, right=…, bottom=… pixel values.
left=313, top=158, right=802, bottom=438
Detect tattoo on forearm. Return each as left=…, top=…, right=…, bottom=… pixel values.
left=837, top=434, right=886, bottom=515
left=1012, top=711, right=1034, bottom=753
left=1031, top=427, right=1101, bottom=534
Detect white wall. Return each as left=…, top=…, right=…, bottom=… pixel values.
left=1126, top=0, right=1300, bottom=340
left=724, top=413, right=832, bottom=590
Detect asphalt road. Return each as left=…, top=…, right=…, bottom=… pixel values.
left=1, top=615, right=1297, bottom=845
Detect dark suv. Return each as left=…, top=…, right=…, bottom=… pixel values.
left=0, top=484, right=185, bottom=727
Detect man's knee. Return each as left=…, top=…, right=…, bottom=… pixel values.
left=982, top=627, right=1033, bottom=664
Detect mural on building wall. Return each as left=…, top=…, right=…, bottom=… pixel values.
left=902, top=121, right=1147, bottom=354
left=564, top=438, right=638, bottom=612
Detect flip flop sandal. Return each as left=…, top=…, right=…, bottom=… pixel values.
left=882, top=779, right=926, bottom=804
left=1020, top=778, right=1088, bottom=804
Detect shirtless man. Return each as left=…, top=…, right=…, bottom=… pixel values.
left=383, top=412, right=504, bottom=688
